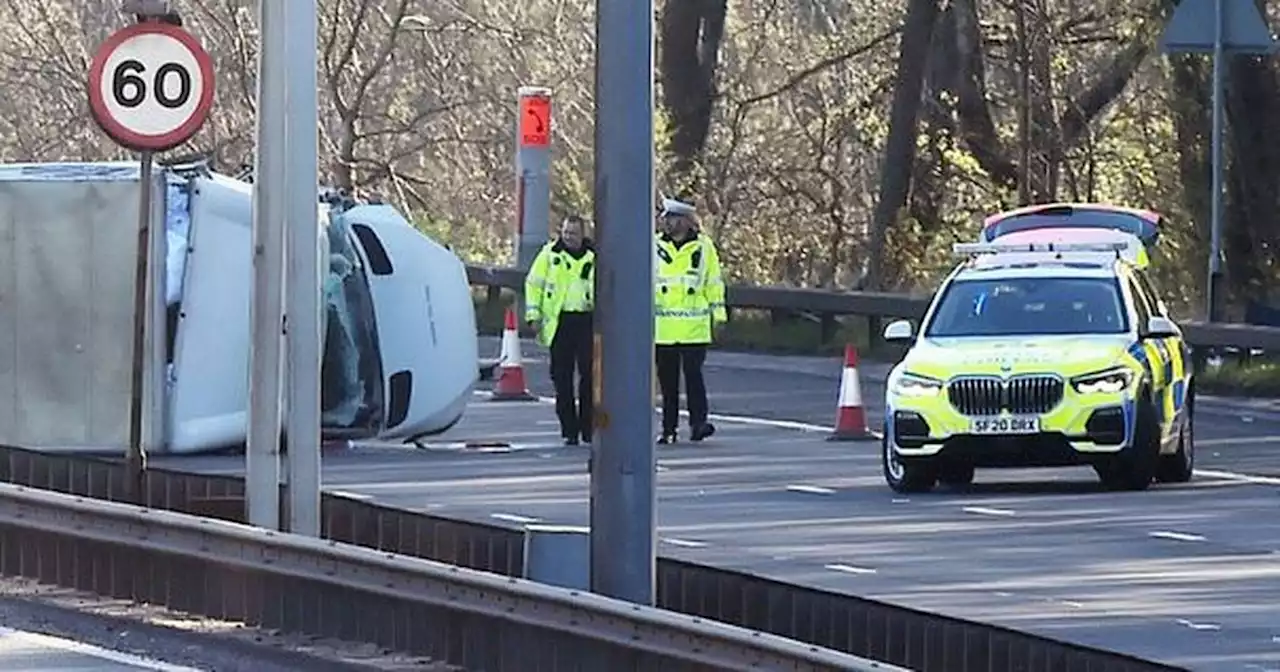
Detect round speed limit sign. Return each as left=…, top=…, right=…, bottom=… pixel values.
left=88, top=22, right=215, bottom=152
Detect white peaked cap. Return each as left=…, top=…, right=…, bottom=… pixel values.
left=660, top=198, right=696, bottom=216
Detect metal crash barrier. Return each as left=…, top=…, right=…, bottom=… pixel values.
left=0, top=445, right=1184, bottom=672
left=0, top=479, right=895, bottom=672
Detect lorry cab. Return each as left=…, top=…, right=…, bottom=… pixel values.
left=166, top=167, right=477, bottom=453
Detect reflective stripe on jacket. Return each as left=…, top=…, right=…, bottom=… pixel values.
left=654, top=232, right=727, bottom=345
left=524, top=239, right=595, bottom=347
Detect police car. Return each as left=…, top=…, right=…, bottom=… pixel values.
left=880, top=209, right=1193, bottom=493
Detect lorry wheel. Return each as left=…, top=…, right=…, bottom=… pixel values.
left=883, top=435, right=937, bottom=493
left=1156, top=386, right=1195, bottom=484
left=1096, top=392, right=1158, bottom=491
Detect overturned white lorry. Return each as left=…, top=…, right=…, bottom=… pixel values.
left=0, top=161, right=477, bottom=455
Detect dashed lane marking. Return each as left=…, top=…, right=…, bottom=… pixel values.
left=490, top=512, right=540, bottom=525
left=786, top=484, right=836, bottom=495
left=1150, top=530, right=1207, bottom=542
left=825, top=563, right=877, bottom=575
left=962, top=506, right=1017, bottom=517
left=661, top=537, right=709, bottom=548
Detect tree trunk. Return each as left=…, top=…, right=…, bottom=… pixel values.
left=658, top=0, right=728, bottom=197
left=864, top=0, right=941, bottom=291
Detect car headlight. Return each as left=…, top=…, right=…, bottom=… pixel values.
left=892, top=372, right=943, bottom=397
left=1071, top=367, right=1134, bottom=394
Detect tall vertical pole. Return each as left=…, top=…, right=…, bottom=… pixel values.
left=125, top=151, right=153, bottom=505
left=246, top=0, right=287, bottom=531
left=1207, top=0, right=1225, bottom=322
left=515, top=87, right=553, bottom=270
left=589, top=0, right=656, bottom=605
left=284, top=0, right=322, bottom=537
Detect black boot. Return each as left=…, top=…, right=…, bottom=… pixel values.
left=690, top=422, right=716, bottom=442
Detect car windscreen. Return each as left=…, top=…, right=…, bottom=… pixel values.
left=321, top=218, right=385, bottom=430
left=924, top=276, right=1130, bottom=337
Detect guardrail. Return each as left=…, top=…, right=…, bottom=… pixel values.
left=0, top=477, right=896, bottom=672
left=466, top=263, right=1280, bottom=354
left=0, top=444, right=1185, bottom=672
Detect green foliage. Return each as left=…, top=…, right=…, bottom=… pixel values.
left=1198, top=360, right=1280, bottom=397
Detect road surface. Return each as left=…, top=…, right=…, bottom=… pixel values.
left=151, top=340, right=1280, bottom=671
left=0, top=626, right=203, bottom=671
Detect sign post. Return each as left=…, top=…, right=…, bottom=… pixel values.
left=515, top=87, right=553, bottom=271
left=243, top=0, right=288, bottom=532
left=282, top=0, right=322, bottom=538
left=1161, top=0, right=1275, bottom=321
left=88, top=6, right=215, bottom=504
left=590, top=0, right=657, bottom=606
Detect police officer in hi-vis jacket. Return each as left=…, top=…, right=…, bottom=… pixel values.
left=524, top=216, right=596, bottom=445
left=654, top=198, right=727, bottom=444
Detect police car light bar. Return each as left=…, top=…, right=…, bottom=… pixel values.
left=951, top=241, right=1129, bottom=257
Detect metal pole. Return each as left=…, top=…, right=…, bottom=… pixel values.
left=1207, top=0, right=1225, bottom=322
left=246, top=0, right=287, bottom=531
left=283, top=0, right=322, bottom=537
left=515, top=87, right=552, bottom=271
left=589, top=0, right=656, bottom=605
left=125, top=151, right=153, bottom=505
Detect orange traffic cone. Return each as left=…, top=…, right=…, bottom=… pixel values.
left=827, top=344, right=875, bottom=441
left=491, top=307, right=537, bottom=401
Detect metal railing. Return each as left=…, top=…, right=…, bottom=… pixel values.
left=0, top=444, right=1185, bottom=672
left=466, top=263, right=1280, bottom=354
left=0, top=478, right=897, bottom=672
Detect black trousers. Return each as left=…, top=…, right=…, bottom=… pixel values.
left=550, top=311, right=593, bottom=440
left=656, top=344, right=708, bottom=433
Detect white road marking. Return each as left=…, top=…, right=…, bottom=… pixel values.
left=661, top=537, right=708, bottom=548
left=825, top=563, right=877, bottom=575
left=1150, top=530, right=1207, bottom=542
left=786, top=484, right=836, bottom=495
left=1175, top=618, right=1221, bottom=631
left=1193, top=469, right=1280, bottom=486
left=962, top=506, right=1016, bottom=517
left=1059, top=600, right=1086, bottom=608
left=1196, top=435, right=1280, bottom=446
left=0, top=627, right=204, bottom=671
left=490, top=512, right=541, bottom=524
left=891, top=498, right=910, bottom=504
left=328, top=490, right=372, bottom=501
left=476, top=384, right=1280, bottom=486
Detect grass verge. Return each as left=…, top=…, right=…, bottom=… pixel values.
left=1197, top=359, right=1280, bottom=398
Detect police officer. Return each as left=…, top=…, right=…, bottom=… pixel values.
left=525, top=216, right=596, bottom=445
left=654, top=198, right=727, bottom=444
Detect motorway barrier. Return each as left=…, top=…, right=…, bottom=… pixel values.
left=0, top=476, right=896, bottom=672
left=0, top=444, right=1183, bottom=672
left=466, top=263, right=1280, bottom=356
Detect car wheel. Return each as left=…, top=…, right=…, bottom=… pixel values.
left=1096, top=390, right=1158, bottom=491
left=938, top=463, right=976, bottom=487
left=882, top=435, right=937, bottom=493
left=1156, top=385, right=1195, bottom=484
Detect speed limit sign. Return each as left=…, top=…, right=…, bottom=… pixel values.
left=88, top=22, right=215, bottom=152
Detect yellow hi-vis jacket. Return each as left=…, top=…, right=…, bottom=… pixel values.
left=655, top=232, right=727, bottom=345
left=524, top=238, right=595, bottom=347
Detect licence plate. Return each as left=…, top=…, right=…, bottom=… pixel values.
left=970, top=416, right=1039, bottom=435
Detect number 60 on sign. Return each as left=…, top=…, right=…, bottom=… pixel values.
left=88, top=22, right=215, bottom=152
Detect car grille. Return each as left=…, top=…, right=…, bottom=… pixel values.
left=947, top=376, right=1064, bottom=416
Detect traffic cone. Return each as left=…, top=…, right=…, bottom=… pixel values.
left=491, top=307, right=537, bottom=401
left=827, top=344, right=875, bottom=441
